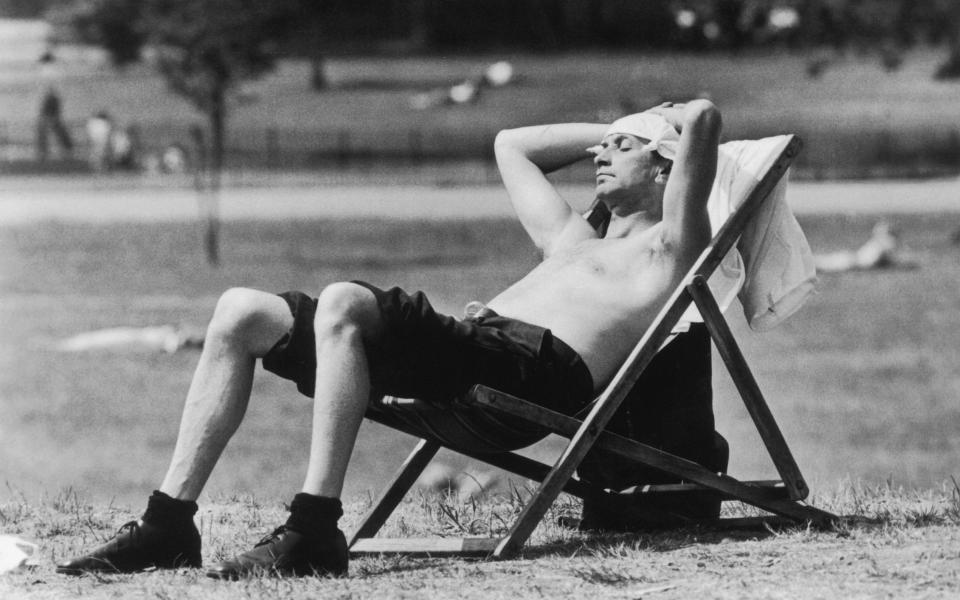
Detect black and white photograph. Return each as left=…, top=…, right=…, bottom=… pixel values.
left=1, top=1, right=959, bottom=598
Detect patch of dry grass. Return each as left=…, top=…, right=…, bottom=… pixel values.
left=1, top=482, right=959, bottom=599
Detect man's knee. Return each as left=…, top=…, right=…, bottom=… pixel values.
left=314, top=282, right=380, bottom=340
left=208, top=287, right=279, bottom=345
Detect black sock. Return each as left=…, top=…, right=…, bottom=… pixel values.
left=285, top=493, right=342, bottom=535
left=142, top=490, right=198, bottom=527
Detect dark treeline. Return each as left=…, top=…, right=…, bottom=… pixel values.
left=4, top=0, right=957, bottom=55
left=278, top=0, right=958, bottom=54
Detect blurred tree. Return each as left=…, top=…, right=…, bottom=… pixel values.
left=278, top=0, right=435, bottom=91
left=145, top=0, right=296, bottom=264
left=48, top=0, right=144, bottom=66
left=793, top=0, right=960, bottom=78
left=407, top=0, right=435, bottom=49
left=931, top=0, right=960, bottom=79
left=0, top=0, right=52, bottom=18
left=52, top=0, right=297, bottom=264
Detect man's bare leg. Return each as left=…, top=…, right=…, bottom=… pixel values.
left=301, top=282, right=383, bottom=497
left=160, top=288, right=293, bottom=501
left=207, top=282, right=383, bottom=579
left=57, top=287, right=292, bottom=575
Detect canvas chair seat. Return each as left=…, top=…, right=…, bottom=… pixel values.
left=349, top=134, right=836, bottom=559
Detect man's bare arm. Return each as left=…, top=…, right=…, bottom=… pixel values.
left=650, top=100, right=722, bottom=261
left=494, top=124, right=606, bottom=256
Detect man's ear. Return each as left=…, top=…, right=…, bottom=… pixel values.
left=655, top=160, right=672, bottom=184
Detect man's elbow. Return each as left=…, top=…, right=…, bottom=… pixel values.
left=683, top=100, right=722, bottom=138
left=494, top=128, right=521, bottom=151
left=494, top=128, right=527, bottom=162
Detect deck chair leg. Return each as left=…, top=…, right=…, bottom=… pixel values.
left=687, top=276, right=808, bottom=500
left=490, top=367, right=659, bottom=559
left=492, top=452, right=578, bottom=559
left=348, top=438, right=440, bottom=547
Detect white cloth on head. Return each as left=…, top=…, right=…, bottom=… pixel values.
left=676, top=135, right=817, bottom=332
left=603, top=112, right=681, bottom=160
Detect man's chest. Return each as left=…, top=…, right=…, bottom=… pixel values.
left=546, top=233, right=672, bottom=279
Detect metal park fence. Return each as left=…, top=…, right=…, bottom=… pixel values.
left=3, top=118, right=959, bottom=183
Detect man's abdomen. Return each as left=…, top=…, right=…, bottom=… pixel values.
left=487, top=266, right=669, bottom=389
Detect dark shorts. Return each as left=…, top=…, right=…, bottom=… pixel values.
left=261, top=282, right=594, bottom=452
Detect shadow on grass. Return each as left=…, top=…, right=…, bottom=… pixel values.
left=519, top=525, right=778, bottom=561
left=348, top=523, right=784, bottom=578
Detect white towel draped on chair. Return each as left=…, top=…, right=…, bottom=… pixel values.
left=679, top=135, right=817, bottom=332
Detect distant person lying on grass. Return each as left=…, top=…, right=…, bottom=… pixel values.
left=814, top=221, right=917, bottom=273
left=57, top=100, right=723, bottom=578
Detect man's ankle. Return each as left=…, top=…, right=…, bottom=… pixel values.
left=142, top=490, right=199, bottom=528
left=285, top=493, right=342, bottom=536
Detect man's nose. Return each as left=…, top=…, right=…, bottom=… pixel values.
left=592, top=147, right=610, bottom=166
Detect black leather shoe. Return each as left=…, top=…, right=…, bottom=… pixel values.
left=206, top=525, right=348, bottom=579
left=56, top=519, right=201, bottom=575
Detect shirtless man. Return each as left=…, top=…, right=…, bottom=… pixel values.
left=57, top=100, right=721, bottom=578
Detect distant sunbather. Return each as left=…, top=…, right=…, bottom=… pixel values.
left=815, top=221, right=916, bottom=272
left=58, top=101, right=724, bottom=578
left=55, top=325, right=204, bottom=354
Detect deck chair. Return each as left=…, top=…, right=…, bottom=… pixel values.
left=349, top=134, right=836, bottom=559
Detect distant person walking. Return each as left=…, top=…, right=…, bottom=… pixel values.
left=35, top=87, right=74, bottom=163
left=85, top=111, right=113, bottom=172
left=109, top=122, right=138, bottom=171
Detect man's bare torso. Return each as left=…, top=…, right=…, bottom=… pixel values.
left=487, top=224, right=688, bottom=390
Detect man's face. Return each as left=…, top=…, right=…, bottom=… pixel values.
left=592, top=133, right=666, bottom=204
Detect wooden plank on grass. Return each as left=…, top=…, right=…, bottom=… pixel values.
left=350, top=537, right=500, bottom=556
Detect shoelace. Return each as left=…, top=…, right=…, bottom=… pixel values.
left=254, top=525, right=290, bottom=548
left=115, top=520, right=141, bottom=538
left=111, top=520, right=142, bottom=553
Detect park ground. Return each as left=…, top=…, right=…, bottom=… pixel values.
left=1, top=481, right=959, bottom=599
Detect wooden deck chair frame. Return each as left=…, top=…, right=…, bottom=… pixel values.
left=349, top=134, right=836, bottom=559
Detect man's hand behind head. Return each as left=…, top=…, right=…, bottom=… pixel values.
left=645, top=102, right=686, bottom=131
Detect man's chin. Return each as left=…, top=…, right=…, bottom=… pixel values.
left=594, top=186, right=620, bottom=202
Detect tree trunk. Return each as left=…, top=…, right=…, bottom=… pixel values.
left=310, top=55, right=327, bottom=91
left=202, top=90, right=225, bottom=266
left=309, top=14, right=327, bottom=91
